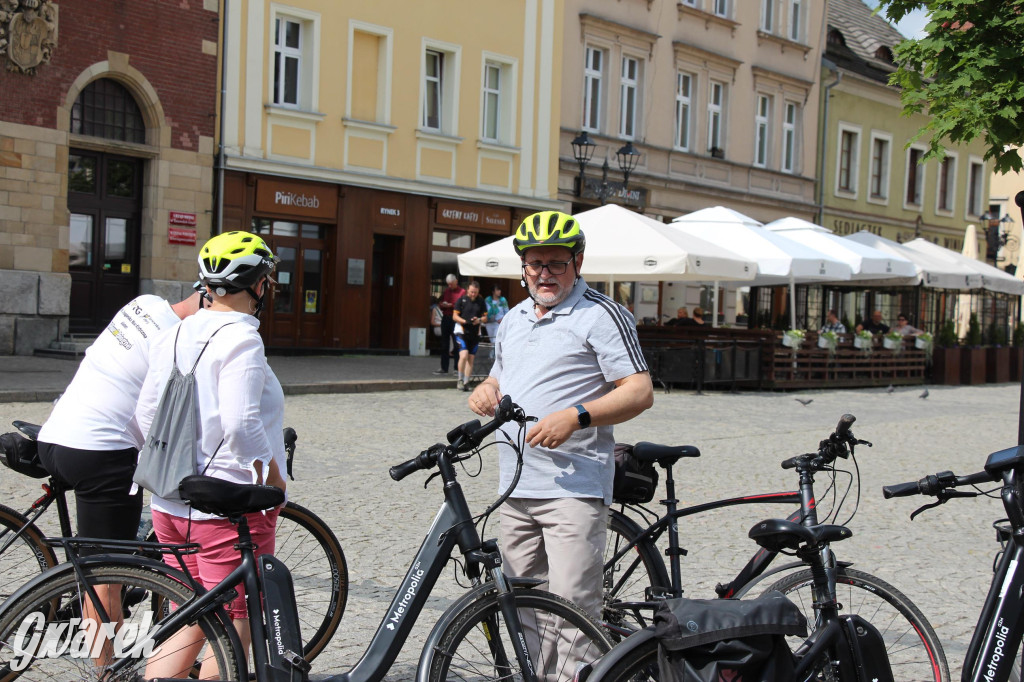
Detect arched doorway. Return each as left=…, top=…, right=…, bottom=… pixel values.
left=67, top=79, right=146, bottom=332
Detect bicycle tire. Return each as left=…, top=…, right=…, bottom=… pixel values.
left=144, top=499, right=348, bottom=663
left=425, top=587, right=614, bottom=682
left=604, top=510, right=669, bottom=632
left=765, top=566, right=950, bottom=682
left=0, top=561, right=244, bottom=681
left=589, top=635, right=659, bottom=682
left=275, top=500, right=348, bottom=661
left=0, top=503, right=58, bottom=605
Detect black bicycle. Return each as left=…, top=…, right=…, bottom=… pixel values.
left=602, top=414, right=949, bottom=681
left=0, top=421, right=347, bottom=663
left=884, top=443, right=1024, bottom=682
left=0, top=397, right=612, bottom=681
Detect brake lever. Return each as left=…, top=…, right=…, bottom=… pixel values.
left=909, top=498, right=947, bottom=521
left=909, top=489, right=977, bottom=520
left=423, top=471, right=441, bottom=489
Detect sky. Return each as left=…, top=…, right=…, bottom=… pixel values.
left=864, top=0, right=931, bottom=39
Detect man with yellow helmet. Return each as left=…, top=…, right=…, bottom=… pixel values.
left=468, top=210, right=654, bottom=623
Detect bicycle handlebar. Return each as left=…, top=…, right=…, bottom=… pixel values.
left=883, top=469, right=996, bottom=499
left=389, top=396, right=528, bottom=481
left=780, top=413, right=867, bottom=470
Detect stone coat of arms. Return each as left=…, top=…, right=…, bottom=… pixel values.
left=0, top=0, right=58, bottom=75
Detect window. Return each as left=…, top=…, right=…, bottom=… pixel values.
left=754, top=94, right=771, bottom=168
left=620, top=56, right=640, bottom=139
left=708, top=81, right=725, bottom=154
left=760, top=0, right=774, bottom=32
left=869, top=135, right=890, bottom=200
left=71, top=79, right=146, bottom=143
left=967, top=159, right=985, bottom=216
left=906, top=146, right=925, bottom=206
left=781, top=102, right=797, bottom=173
left=674, top=72, right=693, bottom=151
left=583, top=46, right=604, bottom=132
left=837, top=126, right=859, bottom=194
left=482, top=62, right=501, bottom=141
left=713, top=0, right=730, bottom=18
left=937, top=154, right=956, bottom=212
left=347, top=23, right=393, bottom=124
left=679, top=0, right=697, bottom=6
left=789, top=0, right=803, bottom=42
left=423, top=49, right=443, bottom=130
left=274, top=18, right=302, bottom=106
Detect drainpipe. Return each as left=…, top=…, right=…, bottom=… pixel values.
left=215, top=0, right=229, bottom=236
left=817, top=58, right=842, bottom=225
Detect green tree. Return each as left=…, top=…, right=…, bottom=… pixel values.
left=876, top=0, right=1024, bottom=173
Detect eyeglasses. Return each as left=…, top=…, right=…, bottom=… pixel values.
left=897, top=317, right=907, bottom=322
left=523, top=260, right=572, bottom=276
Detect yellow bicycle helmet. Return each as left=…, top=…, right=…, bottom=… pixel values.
left=513, top=211, right=586, bottom=256
left=198, top=231, right=276, bottom=292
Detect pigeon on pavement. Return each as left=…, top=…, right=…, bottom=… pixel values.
left=886, top=385, right=895, bottom=394
left=919, top=389, right=929, bottom=399
left=794, top=398, right=813, bottom=406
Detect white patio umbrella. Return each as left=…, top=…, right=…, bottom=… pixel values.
left=457, top=204, right=757, bottom=283
left=958, top=225, right=980, bottom=338
left=764, top=217, right=917, bottom=282
left=671, top=206, right=853, bottom=329
left=904, top=237, right=1024, bottom=295
left=844, top=231, right=983, bottom=290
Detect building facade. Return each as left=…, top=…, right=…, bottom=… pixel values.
left=0, top=0, right=219, bottom=354
left=219, top=0, right=563, bottom=351
left=557, top=0, right=826, bottom=322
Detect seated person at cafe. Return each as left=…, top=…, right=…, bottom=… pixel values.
left=691, top=307, right=706, bottom=325
left=892, top=313, right=922, bottom=336
left=855, top=310, right=890, bottom=335
left=665, top=307, right=696, bottom=326
left=819, top=309, right=846, bottom=334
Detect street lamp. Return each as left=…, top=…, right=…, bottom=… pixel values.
left=571, top=131, right=643, bottom=205
left=980, top=210, right=1016, bottom=264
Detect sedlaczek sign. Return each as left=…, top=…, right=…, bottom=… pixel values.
left=255, top=178, right=337, bottom=220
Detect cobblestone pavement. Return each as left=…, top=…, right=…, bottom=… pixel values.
left=0, top=383, right=1019, bottom=679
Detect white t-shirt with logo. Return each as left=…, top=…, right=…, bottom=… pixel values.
left=39, top=295, right=180, bottom=451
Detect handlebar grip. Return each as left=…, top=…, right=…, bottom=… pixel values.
left=781, top=456, right=801, bottom=470
left=390, top=458, right=424, bottom=482
left=835, top=414, right=856, bottom=438
left=882, top=481, right=921, bottom=498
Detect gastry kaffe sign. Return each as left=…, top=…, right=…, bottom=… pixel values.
left=0, top=0, right=58, bottom=75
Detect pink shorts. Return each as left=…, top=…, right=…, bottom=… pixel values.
left=152, top=508, right=280, bottom=619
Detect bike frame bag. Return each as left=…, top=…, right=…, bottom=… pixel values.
left=654, top=591, right=807, bottom=682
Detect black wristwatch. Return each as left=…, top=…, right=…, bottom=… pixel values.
left=573, top=404, right=591, bottom=429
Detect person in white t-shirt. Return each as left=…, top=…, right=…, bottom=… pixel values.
left=37, top=289, right=202, bottom=666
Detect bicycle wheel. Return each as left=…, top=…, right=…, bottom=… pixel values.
left=0, top=504, right=58, bottom=605
left=276, top=500, right=348, bottom=661
left=0, top=562, right=243, bottom=681
left=426, top=587, right=614, bottom=682
left=765, top=566, right=950, bottom=682
left=145, top=500, right=348, bottom=663
left=603, top=510, right=669, bottom=633
left=589, top=636, right=659, bottom=682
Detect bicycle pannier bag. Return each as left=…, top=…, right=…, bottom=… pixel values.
left=613, top=443, right=659, bottom=504
left=133, top=323, right=233, bottom=501
left=0, top=431, right=49, bottom=479
left=654, top=591, right=806, bottom=682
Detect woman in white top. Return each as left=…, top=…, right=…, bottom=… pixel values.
left=137, top=231, right=286, bottom=678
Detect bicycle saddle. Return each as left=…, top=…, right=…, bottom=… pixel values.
left=12, top=421, right=40, bottom=440
left=632, top=442, right=700, bottom=466
left=179, top=475, right=285, bottom=518
left=748, top=518, right=852, bottom=553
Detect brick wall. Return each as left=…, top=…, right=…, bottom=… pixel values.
left=0, top=0, right=219, bottom=153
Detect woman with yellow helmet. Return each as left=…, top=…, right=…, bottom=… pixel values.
left=137, top=230, right=286, bottom=678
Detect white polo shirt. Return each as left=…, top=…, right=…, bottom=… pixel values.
left=491, top=278, right=647, bottom=504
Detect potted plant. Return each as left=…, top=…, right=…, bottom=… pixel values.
left=781, top=329, right=805, bottom=349
left=818, top=330, right=839, bottom=356
left=915, top=331, right=934, bottom=364
left=853, top=330, right=874, bottom=352
left=883, top=330, right=904, bottom=352
left=961, top=314, right=986, bottom=385
left=930, top=320, right=960, bottom=385
left=986, top=323, right=1011, bottom=383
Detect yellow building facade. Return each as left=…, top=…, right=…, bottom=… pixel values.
left=219, top=0, right=562, bottom=350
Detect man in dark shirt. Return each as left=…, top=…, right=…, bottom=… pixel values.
left=453, top=281, right=488, bottom=391
left=856, top=310, right=890, bottom=335
left=665, top=307, right=696, bottom=326
left=434, top=274, right=465, bottom=375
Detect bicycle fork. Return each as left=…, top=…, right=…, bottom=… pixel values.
left=467, top=541, right=540, bottom=682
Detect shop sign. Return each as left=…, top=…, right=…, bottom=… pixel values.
left=255, top=178, right=337, bottom=220
left=828, top=215, right=886, bottom=236
left=169, top=211, right=197, bottom=227
left=168, top=227, right=196, bottom=245
left=436, top=200, right=511, bottom=233
left=579, top=178, right=647, bottom=208
left=373, top=201, right=404, bottom=229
